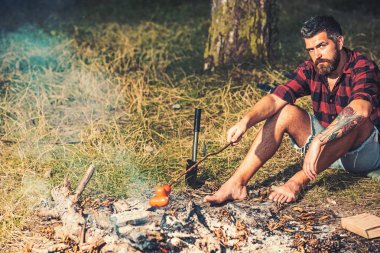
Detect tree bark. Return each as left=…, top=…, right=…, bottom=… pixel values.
left=204, top=0, right=276, bottom=71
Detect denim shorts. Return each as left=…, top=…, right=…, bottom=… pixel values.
left=290, top=113, right=380, bottom=174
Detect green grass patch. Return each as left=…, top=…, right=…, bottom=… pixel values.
left=0, top=0, right=379, bottom=248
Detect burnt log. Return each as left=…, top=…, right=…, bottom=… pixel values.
left=38, top=165, right=95, bottom=242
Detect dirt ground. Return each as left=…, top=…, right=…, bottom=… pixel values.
left=14, top=184, right=380, bottom=253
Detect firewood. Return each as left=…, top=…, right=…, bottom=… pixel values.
left=36, top=165, right=97, bottom=242
left=100, top=241, right=140, bottom=252
left=37, top=209, right=59, bottom=219
left=72, top=164, right=96, bottom=203
left=78, top=239, right=106, bottom=251
left=110, top=210, right=150, bottom=227
left=80, top=219, right=86, bottom=244
left=31, top=243, right=71, bottom=253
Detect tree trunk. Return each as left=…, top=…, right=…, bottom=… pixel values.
left=204, top=0, right=276, bottom=71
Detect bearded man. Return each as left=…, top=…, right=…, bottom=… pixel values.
left=204, top=16, right=380, bottom=204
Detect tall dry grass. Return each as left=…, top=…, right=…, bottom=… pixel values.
left=0, top=0, right=379, bottom=249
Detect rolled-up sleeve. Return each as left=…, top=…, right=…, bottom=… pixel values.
left=349, top=62, right=379, bottom=106
left=271, top=63, right=311, bottom=104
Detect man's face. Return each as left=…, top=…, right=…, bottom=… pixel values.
left=304, top=32, right=343, bottom=75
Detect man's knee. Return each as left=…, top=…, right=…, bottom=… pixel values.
left=269, top=104, right=309, bottom=129
left=265, top=104, right=311, bottom=147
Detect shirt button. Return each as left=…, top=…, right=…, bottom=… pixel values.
left=329, top=98, right=333, bottom=102
left=332, top=116, right=335, bottom=119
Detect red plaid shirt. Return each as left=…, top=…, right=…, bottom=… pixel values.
left=271, top=48, right=380, bottom=130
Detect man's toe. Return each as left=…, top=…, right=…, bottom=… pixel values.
left=268, top=190, right=278, bottom=200
left=284, top=193, right=295, bottom=202
left=278, top=194, right=287, bottom=203
left=272, top=194, right=280, bottom=202
left=204, top=195, right=215, bottom=203
left=204, top=194, right=223, bottom=204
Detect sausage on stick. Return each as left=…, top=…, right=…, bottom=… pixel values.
left=149, top=143, right=231, bottom=207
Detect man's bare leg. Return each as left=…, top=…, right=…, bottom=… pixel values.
left=268, top=118, right=374, bottom=203
left=204, top=105, right=312, bottom=204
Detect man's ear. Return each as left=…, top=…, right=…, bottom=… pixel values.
left=337, top=35, right=344, bottom=50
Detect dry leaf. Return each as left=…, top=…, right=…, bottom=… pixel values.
left=282, top=214, right=294, bottom=221
left=292, top=206, right=304, bottom=212
left=319, top=215, right=330, bottom=222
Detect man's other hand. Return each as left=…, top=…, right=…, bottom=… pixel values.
left=302, top=140, right=322, bottom=180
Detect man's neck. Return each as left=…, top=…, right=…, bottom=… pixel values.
left=328, top=49, right=347, bottom=79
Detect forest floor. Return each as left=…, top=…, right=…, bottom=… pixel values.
left=0, top=0, right=379, bottom=252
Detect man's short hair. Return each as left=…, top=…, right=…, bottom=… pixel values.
left=301, top=16, right=343, bottom=41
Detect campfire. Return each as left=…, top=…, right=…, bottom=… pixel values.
left=23, top=164, right=359, bottom=253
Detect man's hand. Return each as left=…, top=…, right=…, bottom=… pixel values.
left=302, top=103, right=369, bottom=180
left=302, top=139, right=322, bottom=180
left=227, top=121, right=248, bottom=145
left=225, top=94, right=288, bottom=145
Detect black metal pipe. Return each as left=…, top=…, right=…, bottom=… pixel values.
left=192, top=108, right=201, bottom=161
left=186, top=108, right=201, bottom=186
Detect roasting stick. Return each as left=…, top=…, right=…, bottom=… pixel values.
left=169, top=142, right=232, bottom=187
left=149, top=142, right=232, bottom=207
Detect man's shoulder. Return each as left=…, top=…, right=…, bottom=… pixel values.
left=345, top=49, right=379, bottom=74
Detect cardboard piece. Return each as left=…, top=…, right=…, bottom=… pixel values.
left=341, top=213, right=380, bottom=239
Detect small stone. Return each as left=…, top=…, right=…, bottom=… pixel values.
left=227, top=239, right=239, bottom=247
left=172, top=104, right=181, bottom=110
left=118, top=225, right=133, bottom=235
left=90, top=209, right=112, bottom=229
left=170, top=237, right=182, bottom=247
left=110, top=210, right=150, bottom=227
left=144, top=145, right=154, bottom=154
left=129, top=230, right=146, bottom=243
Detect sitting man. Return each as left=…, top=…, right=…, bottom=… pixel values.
left=204, top=16, right=380, bottom=204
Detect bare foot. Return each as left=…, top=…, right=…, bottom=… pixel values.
left=204, top=178, right=248, bottom=204
left=268, top=180, right=302, bottom=203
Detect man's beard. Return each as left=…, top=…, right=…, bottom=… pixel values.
left=314, top=48, right=341, bottom=75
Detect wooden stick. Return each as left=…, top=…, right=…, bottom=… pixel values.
left=0, top=139, right=83, bottom=145
left=169, top=143, right=231, bottom=186
left=37, top=209, right=60, bottom=219
left=72, top=164, right=96, bottom=203
left=80, top=218, right=87, bottom=244
left=32, top=243, right=71, bottom=253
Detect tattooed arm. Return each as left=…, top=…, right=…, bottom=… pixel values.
left=317, top=106, right=364, bottom=145
left=316, top=99, right=372, bottom=144
left=302, top=99, right=372, bottom=180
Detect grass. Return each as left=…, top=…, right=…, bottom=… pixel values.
left=0, top=0, right=379, bottom=249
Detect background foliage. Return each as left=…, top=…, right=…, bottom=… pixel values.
left=0, top=0, right=379, bottom=248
